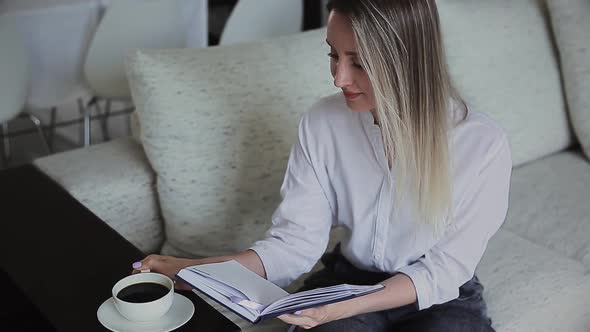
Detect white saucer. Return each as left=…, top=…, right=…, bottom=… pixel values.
left=97, top=293, right=195, bottom=332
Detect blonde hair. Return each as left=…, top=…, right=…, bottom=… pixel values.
left=328, top=0, right=466, bottom=233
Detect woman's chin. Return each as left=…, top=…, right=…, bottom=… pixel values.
left=345, top=100, right=372, bottom=112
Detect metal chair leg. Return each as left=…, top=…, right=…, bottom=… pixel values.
left=21, top=112, right=51, bottom=154
left=78, top=98, right=91, bottom=147
left=1, top=122, right=10, bottom=162
left=100, top=99, right=111, bottom=141
left=48, top=106, right=57, bottom=152
left=125, top=110, right=133, bottom=137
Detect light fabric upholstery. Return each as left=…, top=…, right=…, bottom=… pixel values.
left=126, top=29, right=338, bottom=258
left=546, top=0, right=590, bottom=159
left=502, top=151, right=590, bottom=269
left=438, top=0, right=573, bottom=166
left=34, top=138, right=163, bottom=254
left=477, top=229, right=590, bottom=332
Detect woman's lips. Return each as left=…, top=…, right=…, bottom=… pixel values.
left=343, top=91, right=363, bottom=100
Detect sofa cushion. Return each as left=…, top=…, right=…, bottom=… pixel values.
left=126, top=29, right=337, bottom=258
left=477, top=229, right=590, bottom=332
left=502, top=150, right=590, bottom=269
left=546, top=0, right=590, bottom=159
left=34, top=138, right=163, bottom=254
left=438, top=0, right=573, bottom=166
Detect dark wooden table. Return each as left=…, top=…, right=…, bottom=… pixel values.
left=0, top=164, right=240, bottom=332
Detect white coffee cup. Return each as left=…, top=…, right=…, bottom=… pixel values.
left=112, top=272, right=174, bottom=322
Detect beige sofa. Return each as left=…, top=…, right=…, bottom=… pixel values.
left=35, top=0, right=589, bottom=331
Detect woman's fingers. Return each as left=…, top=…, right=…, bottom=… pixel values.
left=129, top=255, right=193, bottom=292
left=278, top=309, right=320, bottom=329
left=130, top=255, right=191, bottom=286
left=278, top=314, right=316, bottom=329
left=132, top=255, right=166, bottom=274
left=278, top=307, right=330, bottom=329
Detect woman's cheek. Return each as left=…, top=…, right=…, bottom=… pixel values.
left=330, top=61, right=336, bottom=78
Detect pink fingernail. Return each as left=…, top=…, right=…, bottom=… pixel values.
left=132, top=261, right=142, bottom=269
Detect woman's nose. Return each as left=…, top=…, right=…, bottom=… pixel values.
left=333, top=64, right=353, bottom=88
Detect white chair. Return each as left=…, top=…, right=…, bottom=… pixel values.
left=0, top=17, right=50, bottom=165
left=83, top=0, right=199, bottom=144
left=4, top=1, right=100, bottom=149
left=219, top=0, right=303, bottom=45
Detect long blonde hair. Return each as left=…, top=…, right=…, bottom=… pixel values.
left=328, top=0, right=466, bottom=232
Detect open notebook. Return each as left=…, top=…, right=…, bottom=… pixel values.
left=176, top=260, right=385, bottom=323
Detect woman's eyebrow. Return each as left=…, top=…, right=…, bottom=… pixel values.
left=325, top=39, right=358, bottom=56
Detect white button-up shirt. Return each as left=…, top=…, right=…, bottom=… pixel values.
left=250, top=93, right=512, bottom=310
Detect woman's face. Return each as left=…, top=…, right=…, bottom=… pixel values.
left=326, top=10, right=376, bottom=112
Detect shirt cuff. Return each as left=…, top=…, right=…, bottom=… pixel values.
left=248, top=241, right=291, bottom=288
left=396, top=264, right=430, bottom=310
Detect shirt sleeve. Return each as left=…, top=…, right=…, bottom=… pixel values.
left=249, top=114, right=334, bottom=288
left=397, top=135, right=512, bottom=310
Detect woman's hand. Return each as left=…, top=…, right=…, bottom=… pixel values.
left=278, top=303, right=343, bottom=330
left=132, top=254, right=200, bottom=290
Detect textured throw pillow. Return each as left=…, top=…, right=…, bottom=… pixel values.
left=126, top=29, right=336, bottom=258
left=546, top=0, right=590, bottom=159
left=438, top=0, right=573, bottom=166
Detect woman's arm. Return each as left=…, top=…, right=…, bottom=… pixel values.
left=132, top=249, right=267, bottom=284
left=336, top=273, right=417, bottom=318
left=278, top=273, right=417, bottom=328
left=195, top=249, right=267, bottom=278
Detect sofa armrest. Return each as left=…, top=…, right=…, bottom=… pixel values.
left=34, top=137, right=164, bottom=254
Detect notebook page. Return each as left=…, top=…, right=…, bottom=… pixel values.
left=269, top=290, right=347, bottom=308
left=177, top=269, right=259, bottom=322
left=267, top=293, right=349, bottom=313
left=186, top=267, right=249, bottom=299
left=262, top=284, right=384, bottom=315
left=189, top=260, right=289, bottom=306
left=265, top=284, right=353, bottom=309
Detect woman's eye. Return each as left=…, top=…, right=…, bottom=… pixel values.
left=353, top=63, right=364, bottom=70
left=327, top=52, right=338, bottom=60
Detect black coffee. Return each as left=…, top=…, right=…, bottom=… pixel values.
left=117, top=282, right=170, bottom=303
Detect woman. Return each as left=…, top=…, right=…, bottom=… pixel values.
left=133, top=0, right=512, bottom=330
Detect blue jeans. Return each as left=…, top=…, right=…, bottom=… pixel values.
left=296, top=244, right=495, bottom=332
